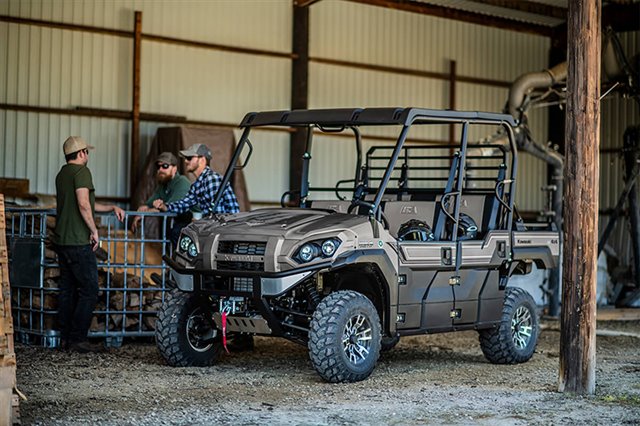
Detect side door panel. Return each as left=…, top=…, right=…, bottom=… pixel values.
left=397, top=242, right=456, bottom=331
left=453, top=231, right=510, bottom=325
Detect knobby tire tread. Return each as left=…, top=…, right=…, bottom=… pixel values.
left=478, top=287, right=538, bottom=364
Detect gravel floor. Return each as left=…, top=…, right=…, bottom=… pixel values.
left=14, top=319, right=640, bottom=425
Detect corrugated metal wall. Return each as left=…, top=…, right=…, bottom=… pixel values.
left=309, top=1, right=550, bottom=211
left=1, top=0, right=636, bottom=247
left=0, top=0, right=292, bottom=201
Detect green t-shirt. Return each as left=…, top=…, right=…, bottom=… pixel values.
left=145, top=173, right=191, bottom=207
left=53, top=164, right=95, bottom=246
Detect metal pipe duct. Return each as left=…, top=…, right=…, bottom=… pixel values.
left=507, top=62, right=567, bottom=122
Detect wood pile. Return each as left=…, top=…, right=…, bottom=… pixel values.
left=10, top=214, right=169, bottom=337
left=1, top=194, right=20, bottom=425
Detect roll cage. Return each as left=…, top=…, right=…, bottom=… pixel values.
left=214, top=107, right=519, bottom=238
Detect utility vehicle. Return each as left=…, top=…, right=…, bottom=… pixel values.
left=156, top=107, right=559, bottom=383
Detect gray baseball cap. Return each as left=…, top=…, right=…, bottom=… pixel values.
left=156, top=152, right=178, bottom=166
left=179, top=143, right=211, bottom=160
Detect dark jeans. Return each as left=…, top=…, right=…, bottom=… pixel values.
left=55, top=244, right=99, bottom=344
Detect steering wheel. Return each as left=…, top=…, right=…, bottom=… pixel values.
left=347, top=184, right=390, bottom=230
left=348, top=184, right=368, bottom=213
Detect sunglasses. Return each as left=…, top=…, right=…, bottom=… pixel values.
left=184, top=156, right=198, bottom=161
left=82, top=148, right=89, bottom=155
left=156, top=163, right=171, bottom=170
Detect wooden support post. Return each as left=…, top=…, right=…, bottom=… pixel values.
left=0, top=194, right=19, bottom=424
left=448, top=60, right=457, bottom=146
left=289, top=5, right=309, bottom=196
left=559, top=0, right=601, bottom=395
left=130, top=11, right=142, bottom=208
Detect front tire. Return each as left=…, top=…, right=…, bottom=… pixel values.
left=155, top=289, right=222, bottom=367
left=308, top=290, right=381, bottom=383
left=479, top=287, right=539, bottom=364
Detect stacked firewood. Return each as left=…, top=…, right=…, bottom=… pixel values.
left=90, top=269, right=165, bottom=332
left=11, top=217, right=168, bottom=334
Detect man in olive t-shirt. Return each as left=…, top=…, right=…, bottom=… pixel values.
left=54, top=136, right=124, bottom=353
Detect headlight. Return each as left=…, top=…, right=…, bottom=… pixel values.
left=187, top=242, right=198, bottom=258
left=295, top=238, right=341, bottom=263
left=179, top=235, right=193, bottom=252
left=321, top=239, right=337, bottom=257
left=179, top=235, right=198, bottom=258
left=298, top=243, right=318, bottom=262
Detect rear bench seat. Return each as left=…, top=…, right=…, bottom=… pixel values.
left=382, top=201, right=437, bottom=237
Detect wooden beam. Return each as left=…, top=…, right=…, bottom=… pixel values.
left=0, top=15, right=130, bottom=37
left=290, top=5, right=310, bottom=196
left=294, top=0, right=323, bottom=7
left=559, top=0, right=601, bottom=396
left=0, top=103, right=291, bottom=133
left=466, top=0, right=566, bottom=19
left=130, top=11, right=142, bottom=207
left=344, top=0, right=553, bottom=37
left=310, top=57, right=511, bottom=88
left=0, top=15, right=294, bottom=60
left=448, top=60, right=457, bottom=146
left=142, top=33, right=295, bottom=60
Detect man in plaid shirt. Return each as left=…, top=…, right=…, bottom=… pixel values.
left=153, top=143, right=240, bottom=216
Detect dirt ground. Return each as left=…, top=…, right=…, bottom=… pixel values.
left=14, top=319, right=640, bottom=425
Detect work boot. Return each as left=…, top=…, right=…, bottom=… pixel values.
left=69, top=341, right=106, bottom=354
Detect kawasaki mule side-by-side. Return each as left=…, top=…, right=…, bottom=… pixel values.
left=156, top=107, right=559, bottom=383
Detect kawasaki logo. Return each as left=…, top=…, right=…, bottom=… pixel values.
left=400, top=206, right=417, bottom=214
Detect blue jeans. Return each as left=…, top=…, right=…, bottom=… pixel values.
left=55, top=244, right=99, bottom=344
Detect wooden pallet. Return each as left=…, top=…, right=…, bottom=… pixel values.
left=0, top=194, right=19, bottom=425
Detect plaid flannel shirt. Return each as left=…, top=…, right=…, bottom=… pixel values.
left=166, top=167, right=240, bottom=215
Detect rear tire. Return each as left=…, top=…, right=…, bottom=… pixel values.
left=155, top=289, right=222, bottom=367
left=308, top=290, right=381, bottom=383
left=479, top=287, right=539, bottom=364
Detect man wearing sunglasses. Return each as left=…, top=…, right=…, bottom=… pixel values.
left=131, top=152, right=191, bottom=242
left=53, top=136, right=125, bottom=353
left=153, top=143, right=240, bottom=217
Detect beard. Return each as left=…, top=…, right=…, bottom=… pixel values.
left=156, top=173, right=172, bottom=184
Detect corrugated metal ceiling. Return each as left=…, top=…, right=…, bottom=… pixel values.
left=415, top=0, right=566, bottom=27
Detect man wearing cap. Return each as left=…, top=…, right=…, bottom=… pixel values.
left=153, top=143, right=240, bottom=217
left=131, top=152, right=191, bottom=243
left=53, top=136, right=125, bottom=353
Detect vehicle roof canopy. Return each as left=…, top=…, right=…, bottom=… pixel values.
left=239, top=107, right=516, bottom=128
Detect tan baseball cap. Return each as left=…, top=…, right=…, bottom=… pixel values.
left=63, top=136, right=95, bottom=155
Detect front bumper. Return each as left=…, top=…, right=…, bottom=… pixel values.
left=164, top=255, right=329, bottom=297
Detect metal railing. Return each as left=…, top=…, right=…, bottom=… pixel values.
left=6, top=207, right=176, bottom=348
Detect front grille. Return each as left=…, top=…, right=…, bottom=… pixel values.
left=233, top=277, right=253, bottom=292
left=218, top=241, right=266, bottom=256
left=217, top=261, right=264, bottom=271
